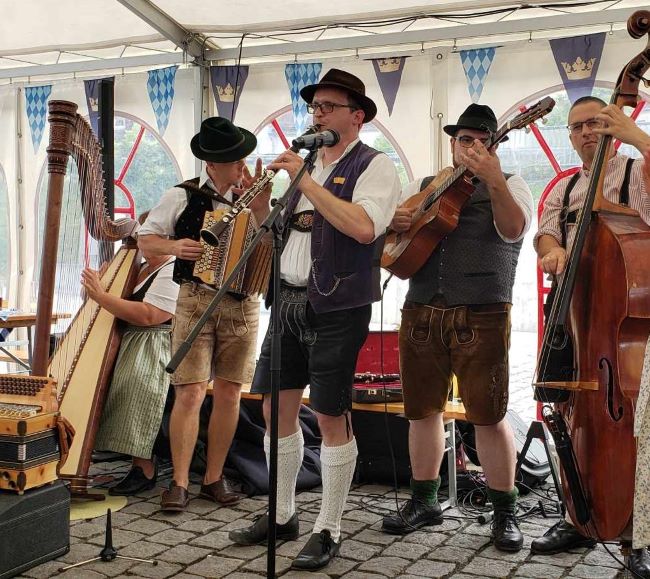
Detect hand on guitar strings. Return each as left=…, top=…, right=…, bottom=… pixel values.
left=456, top=139, right=503, bottom=187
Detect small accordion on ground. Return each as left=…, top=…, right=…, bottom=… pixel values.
left=0, top=374, right=73, bottom=494
left=194, top=208, right=272, bottom=298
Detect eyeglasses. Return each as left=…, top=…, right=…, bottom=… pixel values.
left=567, top=118, right=604, bottom=134
left=307, top=101, right=358, bottom=114
left=455, top=135, right=491, bottom=148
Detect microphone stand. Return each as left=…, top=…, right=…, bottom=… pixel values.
left=166, top=146, right=320, bottom=579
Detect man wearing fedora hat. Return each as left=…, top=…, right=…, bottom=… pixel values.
left=381, top=103, right=534, bottom=552
left=138, top=117, right=271, bottom=512
left=228, top=68, right=401, bottom=570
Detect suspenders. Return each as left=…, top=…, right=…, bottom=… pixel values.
left=559, top=157, right=635, bottom=248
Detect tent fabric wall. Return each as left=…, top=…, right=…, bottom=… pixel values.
left=0, top=31, right=647, bottom=315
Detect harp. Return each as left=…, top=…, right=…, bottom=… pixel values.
left=31, top=100, right=140, bottom=496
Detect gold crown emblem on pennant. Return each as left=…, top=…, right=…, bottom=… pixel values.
left=377, top=58, right=401, bottom=73
left=217, top=83, right=236, bottom=102
left=561, top=56, right=596, bottom=81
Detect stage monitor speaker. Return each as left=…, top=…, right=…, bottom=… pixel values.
left=0, top=480, right=70, bottom=578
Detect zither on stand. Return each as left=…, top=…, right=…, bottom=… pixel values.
left=166, top=147, right=319, bottom=579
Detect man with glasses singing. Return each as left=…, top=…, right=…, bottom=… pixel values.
left=229, top=68, right=401, bottom=571
left=533, top=98, right=650, bottom=573
left=381, top=104, right=533, bottom=553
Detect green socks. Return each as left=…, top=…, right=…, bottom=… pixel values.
left=487, top=486, right=519, bottom=511
left=410, top=477, right=441, bottom=506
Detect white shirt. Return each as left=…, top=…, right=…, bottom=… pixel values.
left=400, top=172, right=534, bottom=243
left=139, top=167, right=235, bottom=238
left=138, top=256, right=179, bottom=315
left=280, top=139, right=402, bottom=286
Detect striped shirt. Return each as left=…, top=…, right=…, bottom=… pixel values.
left=534, top=154, right=650, bottom=252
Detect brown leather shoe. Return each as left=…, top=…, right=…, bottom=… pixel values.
left=199, top=477, right=242, bottom=506
left=160, top=481, right=189, bottom=512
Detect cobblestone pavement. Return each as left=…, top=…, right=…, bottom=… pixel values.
left=19, top=466, right=632, bottom=579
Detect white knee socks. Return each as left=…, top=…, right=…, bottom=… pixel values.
left=264, top=429, right=304, bottom=525
left=313, top=437, right=358, bottom=543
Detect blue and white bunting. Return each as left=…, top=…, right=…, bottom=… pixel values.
left=25, top=85, right=52, bottom=153
left=459, top=48, right=496, bottom=103
left=147, top=66, right=177, bottom=136
left=285, top=63, right=322, bottom=134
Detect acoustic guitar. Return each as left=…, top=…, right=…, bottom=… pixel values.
left=381, top=97, right=555, bottom=279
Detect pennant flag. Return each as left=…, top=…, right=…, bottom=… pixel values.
left=371, top=57, right=408, bottom=116
left=25, top=85, right=52, bottom=153
left=459, top=48, right=496, bottom=103
left=549, top=33, right=606, bottom=104
left=209, top=65, right=249, bottom=121
left=285, top=63, right=322, bottom=134
left=84, top=79, right=101, bottom=136
left=147, top=66, right=177, bottom=136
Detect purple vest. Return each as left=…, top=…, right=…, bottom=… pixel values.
left=305, top=141, right=382, bottom=313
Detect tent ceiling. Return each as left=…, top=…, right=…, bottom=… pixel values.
left=2, top=0, right=649, bottom=80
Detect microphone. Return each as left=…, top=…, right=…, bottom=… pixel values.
left=290, top=125, right=319, bottom=152
left=292, top=129, right=340, bottom=151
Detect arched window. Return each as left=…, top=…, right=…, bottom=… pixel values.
left=33, top=112, right=182, bottom=322
left=0, top=166, right=9, bottom=304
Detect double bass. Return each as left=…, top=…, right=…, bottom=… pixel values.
left=535, top=10, right=650, bottom=541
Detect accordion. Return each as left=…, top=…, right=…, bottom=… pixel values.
left=0, top=375, right=73, bottom=493
left=193, top=208, right=272, bottom=298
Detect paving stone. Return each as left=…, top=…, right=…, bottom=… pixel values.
left=82, top=558, right=139, bottom=577
left=343, top=509, right=384, bottom=524
left=445, top=532, right=490, bottom=550
left=353, top=485, right=391, bottom=496
left=338, top=539, right=383, bottom=562
left=87, top=529, right=145, bottom=549
left=233, top=498, right=267, bottom=513
left=190, top=530, right=233, bottom=550
left=205, top=507, right=247, bottom=523
left=462, top=522, right=493, bottom=537
left=91, top=511, right=141, bottom=528
left=320, top=556, right=358, bottom=576
left=582, top=546, right=625, bottom=568
left=119, top=540, right=169, bottom=559
left=518, top=521, right=551, bottom=538
left=243, top=554, right=292, bottom=574
left=566, top=564, right=621, bottom=578
left=57, top=570, right=107, bottom=579
left=128, top=561, right=184, bottom=578
left=341, top=571, right=388, bottom=578
left=177, top=519, right=223, bottom=533
left=218, top=544, right=266, bottom=560
left=147, top=529, right=198, bottom=546
left=382, top=542, right=431, bottom=561
left=402, top=530, right=447, bottom=548
left=186, top=499, right=220, bottom=515
left=427, top=545, right=475, bottom=564
left=354, top=529, right=399, bottom=546
left=478, top=544, right=529, bottom=562
left=405, top=559, right=456, bottom=578
left=513, top=563, right=566, bottom=578
left=21, top=561, right=66, bottom=578
left=340, top=519, right=368, bottom=536
left=58, top=542, right=112, bottom=564
left=70, top=521, right=107, bottom=538
left=357, top=555, right=411, bottom=576
left=150, top=510, right=200, bottom=525
left=224, top=573, right=268, bottom=579
left=157, top=544, right=214, bottom=565
left=122, top=502, right=161, bottom=516
left=460, top=555, right=518, bottom=577
left=122, top=519, right=173, bottom=535
left=530, top=551, right=583, bottom=566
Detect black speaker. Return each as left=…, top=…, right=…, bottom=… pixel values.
left=0, top=480, right=70, bottom=578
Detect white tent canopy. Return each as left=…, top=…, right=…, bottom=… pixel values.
left=1, top=0, right=647, bottom=80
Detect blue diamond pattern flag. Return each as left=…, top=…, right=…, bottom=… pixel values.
left=549, top=33, right=606, bottom=104
left=371, top=57, right=408, bottom=116
left=210, top=65, right=249, bottom=121
left=147, top=66, right=177, bottom=136
left=84, top=79, right=102, bottom=136
left=25, top=85, right=52, bottom=153
left=285, top=63, right=322, bottom=134
left=460, top=48, right=496, bottom=103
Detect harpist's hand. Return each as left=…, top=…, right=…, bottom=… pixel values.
left=80, top=268, right=105, bottom=302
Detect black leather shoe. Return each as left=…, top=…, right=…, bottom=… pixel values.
left=530, top=520, right=596, bottom=555
left=291, top=530, right=340, bottom=571
left=109, top=465, right=156, bottom=496
left=229, top=513, right=299, bottom=546
left=491, top=509, right=524, bottom=552
left=381, top=499, right=443, bottom=535
left=629, top=548, right=650, bottom=579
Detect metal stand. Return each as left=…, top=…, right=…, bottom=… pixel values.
left=166, top=148, right=319, bottom=579
left=59, top=509, right=157, bottom=571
